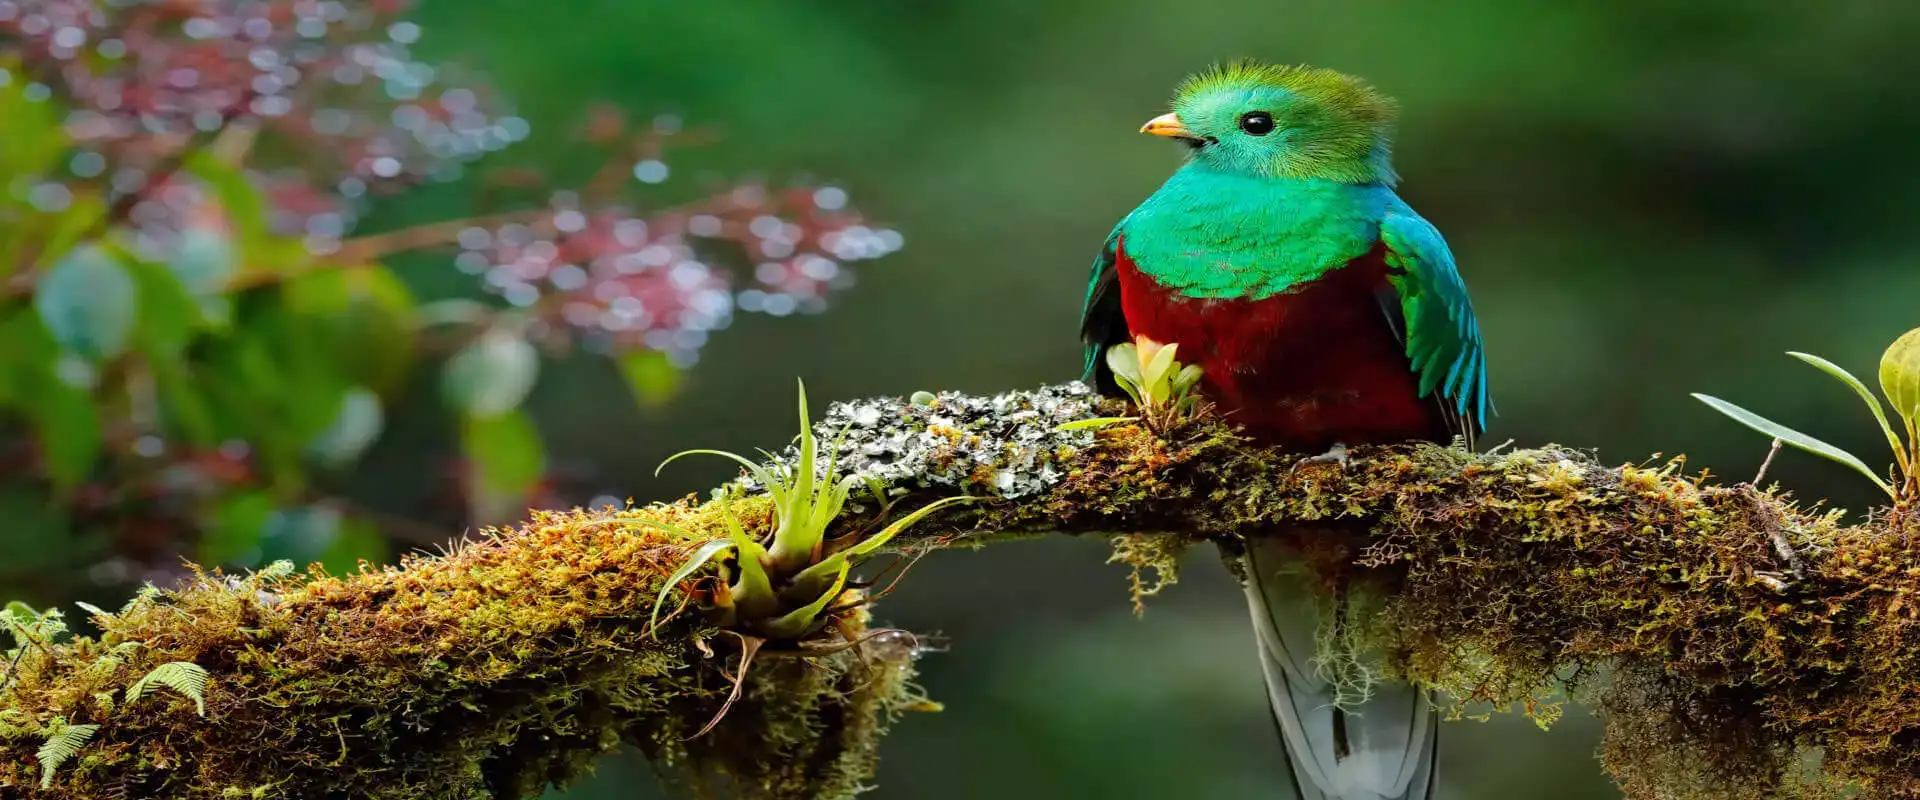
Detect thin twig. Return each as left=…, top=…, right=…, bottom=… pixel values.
left=1753, top=438, right=1784, bottom=486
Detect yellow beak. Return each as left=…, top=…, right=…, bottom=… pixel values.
left=1140, top=112, right=1195, bottom=139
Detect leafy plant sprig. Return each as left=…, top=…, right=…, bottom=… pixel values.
left=1695, top=326, right=1920, bottom=505
left=1065, top=337, right=1206, bottom=433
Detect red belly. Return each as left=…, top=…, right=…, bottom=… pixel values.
left=1114, top=240, right=1446, bottom=450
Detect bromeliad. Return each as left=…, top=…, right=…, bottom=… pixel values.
left=1080, top=61, right=1494, bottom=800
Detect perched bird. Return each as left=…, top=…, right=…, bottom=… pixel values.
left=1079, top=62, right=1492, bottom=800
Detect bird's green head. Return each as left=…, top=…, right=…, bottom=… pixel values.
left=1143, top=61, right=1399, bottom=185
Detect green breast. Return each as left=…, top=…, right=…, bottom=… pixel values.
left=1119, top=164, right=1390, bottom=299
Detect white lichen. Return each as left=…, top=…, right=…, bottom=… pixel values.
left=728, top=383, right=1101, bottom=501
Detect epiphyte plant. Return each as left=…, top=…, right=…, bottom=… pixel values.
left=1062, top=338, right=1205, bottom=433
left=648, top=380, right=974, bottom=642
left=1694, top=325, right=1920, bottom=505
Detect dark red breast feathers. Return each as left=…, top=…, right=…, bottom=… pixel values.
left=1112, top=238, right=1448, bottom=451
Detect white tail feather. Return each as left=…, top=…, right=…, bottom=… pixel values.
left=1241, top=535, right=1438, bottom=800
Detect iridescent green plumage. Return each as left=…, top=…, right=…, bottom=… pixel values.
left=1081, top=61, right=1490, bottom=430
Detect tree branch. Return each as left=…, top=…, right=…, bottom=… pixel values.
left=3, top=383, right=1915, bottom=799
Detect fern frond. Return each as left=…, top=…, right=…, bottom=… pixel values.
left=3, top=602, right=66, bottom=648
left=37, top=721, right=100, bottom=789
left=127, top=661, right=210, bottom=716
left=254, top=559, right=297, bottom=582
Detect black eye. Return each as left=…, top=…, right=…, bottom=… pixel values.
left=1239, top=112, right=1275, bottom=136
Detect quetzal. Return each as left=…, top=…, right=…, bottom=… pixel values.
left=1079, top=62, right=1492, bottom=800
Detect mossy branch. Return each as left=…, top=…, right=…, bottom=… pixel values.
left=4, top=382, right=1918, bottom=799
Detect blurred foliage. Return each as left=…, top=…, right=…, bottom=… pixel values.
left=6, top=0, right=1920, bottom=797
left=0, top=1, right=896, bottom=609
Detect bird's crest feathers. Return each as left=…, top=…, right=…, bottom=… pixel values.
left=1168, top=60, right=1400, bottom=185
left=1175, top=60, right=1398, bottom=127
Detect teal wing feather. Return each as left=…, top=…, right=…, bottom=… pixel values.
left=1379, top=207, right=1493, bottom=438
left=1078, top=221, right=1130, bottom=392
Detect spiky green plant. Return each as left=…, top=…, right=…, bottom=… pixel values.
left=1695, top=325, right=1920, bottom=505
left=648, top=380, right=974, bottom=641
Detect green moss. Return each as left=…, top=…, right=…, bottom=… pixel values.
left=1007, top=418, right=1920, bottom=798
left=1, top=507, right=926, bottom=799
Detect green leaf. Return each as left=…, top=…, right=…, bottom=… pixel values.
left=770, top=378, right=822, bottom=570
left=34, top=244, right=137, bottom=361
left=126, top=660, right=210, bottom=716
left=655, top=448, right=782, bottom=492
left=1105, top=343, right=1142, bottom=387
left=1142, top=341, right=1179, bottom=399
left=200, top=491, right=276, bottom=567
left=784, top=552, right=848, bottom=602
left=287, top=267, right=417, bottom=396
left=184, top=151, right=272, bottom=265
left=760, top=560, right=848, bottom=639
left=845, top=495, right=976, bottom=558
left=617, top=350, right=683, bottom=409
left=460, top=409, right=547, bottom=499
left=3, top=600, right=37, bottom=631
left=124, top=254, right=205, bottom=359
left=1171, top=363, right=1204, bottom=395
left=0, top=56, right=68, bottom=181
left=152, top=358, right=217, bottom=447
left=1880, top=328, right=1920, bottom=427
left=23, top=371, right=101, bottom=494
left=1788, top=351, right=1904, bottom=463
left=196, top=296, right=348, bottom=486
left=1693, top=393, right=1894, bottom=495
left=718, top=505, right=778, bottom=619
left=305, top=388, right=384, bottom=468
left=3, top=601, right=66, bottom=649
left=1055, top=416, right=1136, bottom=431
left=442, top=329, right=540, bottom=418
left=647, top=538, right=735, bottom=637
left=32, top=192, right=108, bottom=271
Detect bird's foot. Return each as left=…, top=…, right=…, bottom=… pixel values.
left=1290, top=442, right=1350, bottom=474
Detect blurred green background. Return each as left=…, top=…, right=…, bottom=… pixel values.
left=20, top=0, right=1920, bottom=797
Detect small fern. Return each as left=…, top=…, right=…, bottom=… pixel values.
left=254, top=559, right=297, bottom=582
left=37, top=719, right=100, bottom=789
left=4, top=601, right=67, bottom=648
left=127, top=661, right=210, bottom=716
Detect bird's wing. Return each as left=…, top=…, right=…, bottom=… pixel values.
left=1378, top=208, right=1493, bottom=443
left=1079, top=221, right=1132, bottom=394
